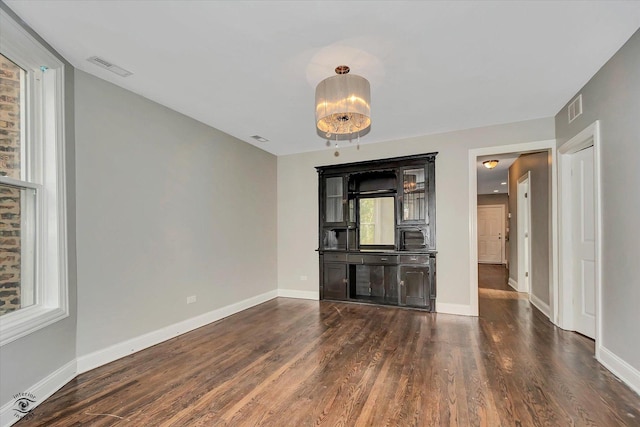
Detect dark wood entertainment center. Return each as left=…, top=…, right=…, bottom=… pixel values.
left=317, top=153, right=437, bottom=311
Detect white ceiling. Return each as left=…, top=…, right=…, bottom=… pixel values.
left=5, top=1, right=640, bottom=156
left=477, top=153, right=520, bottom=195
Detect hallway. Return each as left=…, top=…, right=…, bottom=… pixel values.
left=477, top=263, right=639, bottom=425
left=478, top=263, right=527, bottom=307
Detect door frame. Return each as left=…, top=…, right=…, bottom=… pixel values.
left=468, top=139, right=558, bottom=318
left=477, top=204, right=506, bottom=264
left=517, top=172, right=532, bottom=294
left=558, top=121, right=602, bottom=355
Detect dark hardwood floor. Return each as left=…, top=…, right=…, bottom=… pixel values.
left=15, top=269, right=640, bottom=426
left=478, top=263, right=513, bottom=291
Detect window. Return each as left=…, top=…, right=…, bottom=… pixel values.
left=0, top=9, right=69, bottom=345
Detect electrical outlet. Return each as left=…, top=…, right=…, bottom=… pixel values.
left=186, top=295, right=197, bottom=304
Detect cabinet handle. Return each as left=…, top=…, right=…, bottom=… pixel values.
left=380, top=257, right=388, bottom=261
left=410, top=257, right=417, bottom=261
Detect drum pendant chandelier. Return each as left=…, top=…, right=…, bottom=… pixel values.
left=315, top=65, right=371, bottom=143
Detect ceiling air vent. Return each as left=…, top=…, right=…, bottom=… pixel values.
left=568, top=94, right=582, bottom=123
left=87, top=56, right=133, bottom=77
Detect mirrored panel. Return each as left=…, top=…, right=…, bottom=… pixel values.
left=359, top=197, right=395, bottom=246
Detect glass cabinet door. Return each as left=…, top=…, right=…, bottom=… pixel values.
left=325, top=176, right=344, bottom=223
left=402, top=168, right=427, bottom=222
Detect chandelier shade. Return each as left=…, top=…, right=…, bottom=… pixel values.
left=315, top=66, right=371, bottom=141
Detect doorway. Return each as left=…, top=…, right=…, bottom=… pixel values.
left=516, top=172, right=531, bottom=294
left=569, top=146, right=595, bottom=338
left=478, top=205, right=505, bottom=264
left=558, top=121, right=601, bottom=347
left=469, top=140, right=558, bottom=318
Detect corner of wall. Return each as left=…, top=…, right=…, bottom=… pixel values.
left=436, top=303, right=475, bottom=316
left=0, top=360, right=77, bottom=427
left=76, top=290, right=278, bottom=374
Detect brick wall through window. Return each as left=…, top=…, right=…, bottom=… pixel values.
left=0, top=53, right=23, bottom=315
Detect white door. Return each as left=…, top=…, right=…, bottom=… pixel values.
left=517, top=174, right=531, bottom=293
left=478, top=205, right=504, bottom=263
left=571, top=146, right=596, bottom=338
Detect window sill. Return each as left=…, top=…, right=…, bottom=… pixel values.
left=0, top=305, right=69, bottom=346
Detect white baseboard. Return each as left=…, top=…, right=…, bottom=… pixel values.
left=0, top=359, right=77, bottom=427
left=436, top=302, right=475, bottom=316
left=598, top=345, right=640, bottom=397
left=277, top=289, right=319, bottom=300
left=77, top=289, right=278, bottom=374
left=508, top=278, right=518, bottom=291
left=529, top=293, right=550, bottom=318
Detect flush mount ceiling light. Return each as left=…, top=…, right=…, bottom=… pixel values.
left=483, top=160, right=499, bottom=169
left=315, top=65, right=371, bottom=155
left=403, top=174, right=417, bottom=192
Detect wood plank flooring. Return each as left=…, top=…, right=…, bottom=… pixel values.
left=15, top=266, right=640, bottom=426
left=478, top=263, right=513, bottom=291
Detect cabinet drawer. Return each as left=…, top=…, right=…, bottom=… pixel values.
left=349, top=254, right=398, bottom=264
left=324, top=253, right=347, bottom=262
left=400, top=255, right=430, bottom=264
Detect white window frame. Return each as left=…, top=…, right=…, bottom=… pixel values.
left=0, top=8, right=69, bottom=346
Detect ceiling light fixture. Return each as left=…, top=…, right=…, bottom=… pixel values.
left=482, top=160, right=499, bottom=169
left=315, top=65, right=371, bottom=156
left=404, top=174, right=417, bottom=192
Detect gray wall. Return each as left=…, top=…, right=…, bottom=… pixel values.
left=477, top=194, right=508, bottom=207
left=278, top=118, right=555, bottom=310
left=74, top=70, right=278, bottom=357
left=555, top=29, right=640, bottom=372
left=508, top=152, right=551, bottom=305
left=0, top=2, right=78, bottom=408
